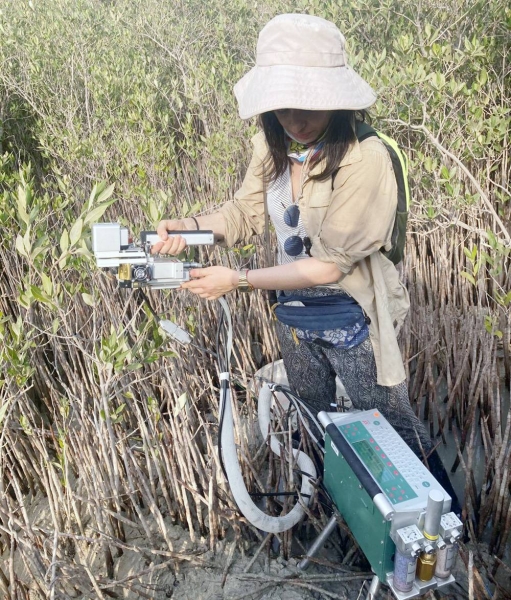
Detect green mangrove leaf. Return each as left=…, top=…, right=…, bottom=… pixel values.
left=82, top=293, right=95, bottom=307
left=147, top=198, right=160, bottom=224
left=69, top=218, right=83, bottom=247
left=31, top=285, right=55, bottom=307
left=83, top=200, right=116, bottom=226
left=460, top=271, right=476, bottom=285
left=97, top=183, right=115, bottom=204
left=0, top=400, right=10, bottom=425
left=15, top=234, right=28, bottom=258
left=174, top=392, right=188, bottom=417
left=60, top=229, right=69, bottom=253
left=17, top=185, right=29, bottom=225
left=41, top=273, right=53, bottom=296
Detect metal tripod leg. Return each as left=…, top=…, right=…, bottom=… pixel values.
left=298, top=515, right=338, bottom=570
left=365, top=575, right=381, bottom=600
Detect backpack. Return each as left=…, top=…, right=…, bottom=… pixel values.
left=354, top=122, right=410, bottom=265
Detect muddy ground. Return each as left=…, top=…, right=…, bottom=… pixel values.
left=4, top=488, right=508, bottom=600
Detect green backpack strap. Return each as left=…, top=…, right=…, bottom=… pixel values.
left=353, top=122, right=410, bottom=265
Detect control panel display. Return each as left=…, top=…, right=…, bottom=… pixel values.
left=339, top=420, right=418, bottom=505
left=352, top=439, right=395, bottom=485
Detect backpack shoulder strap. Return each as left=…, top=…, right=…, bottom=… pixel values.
left=331, top=122, right=377, bottom=189
left=331, top=122, right=411, bottom=264
left=340, top=122, right=410, bottom=213
left=355, top=121, right=378, bottom=143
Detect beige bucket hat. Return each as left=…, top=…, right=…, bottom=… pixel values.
left=234, top=14, right=377, bottom=120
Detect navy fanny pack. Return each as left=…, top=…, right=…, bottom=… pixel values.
left=273, top=293, right=369, bottom=331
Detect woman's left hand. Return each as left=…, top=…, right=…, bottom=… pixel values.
left=181, top=266, right=239, bottom=300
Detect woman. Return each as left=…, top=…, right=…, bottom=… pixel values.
left=152, top=14, right=456, bottom=499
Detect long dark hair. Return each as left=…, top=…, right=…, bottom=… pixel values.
left=257, top=110, right=367, bottom=184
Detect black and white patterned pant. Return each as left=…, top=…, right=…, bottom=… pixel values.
left=276, top=321, right=432, bottom=458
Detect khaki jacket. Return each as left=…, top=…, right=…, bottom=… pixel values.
left=219, top=131, right=410, bottom=386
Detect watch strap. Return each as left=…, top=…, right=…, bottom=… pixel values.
left=237, top=269, right=254, bottom=292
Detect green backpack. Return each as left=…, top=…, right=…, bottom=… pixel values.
left=354, top=122, right=410, bottom=265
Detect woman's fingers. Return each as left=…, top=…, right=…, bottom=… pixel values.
left=156, top=219, right=184, bottom=239
left=152, top=219, right=188, bottom=255
left=182, top=284, right=220, bottom=300
left=180, top=266, right=238, bottom=299
left=151, top=234, right=188, bottom=255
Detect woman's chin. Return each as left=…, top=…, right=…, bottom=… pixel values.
left=294, top=134, right=316, bottom=144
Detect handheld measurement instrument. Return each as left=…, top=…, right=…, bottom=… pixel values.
left=92, top=222, right=214, bottom=289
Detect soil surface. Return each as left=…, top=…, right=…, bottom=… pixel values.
left=4, top=488, right=492, bottom=599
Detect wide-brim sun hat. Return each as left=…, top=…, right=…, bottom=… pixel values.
left=234, top=14, right=377, bottom=120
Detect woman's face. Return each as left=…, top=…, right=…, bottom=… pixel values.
left=274, top=109, right=333, bottom=144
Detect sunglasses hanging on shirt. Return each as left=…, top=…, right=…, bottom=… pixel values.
left=284, top=234, right=312, bottom=257
left=281, top=133, right=324, bottom=258
left=283, top=204, right=300, bottom=227
left=282, top=204, right=312, bottom=257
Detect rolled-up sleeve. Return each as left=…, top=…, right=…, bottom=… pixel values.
left=218, top=135, right=266, bottom=247
left=310, top=142, right=397, bottom=274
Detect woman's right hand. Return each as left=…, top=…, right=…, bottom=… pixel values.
left=151, top=218, right=192, bottom=255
